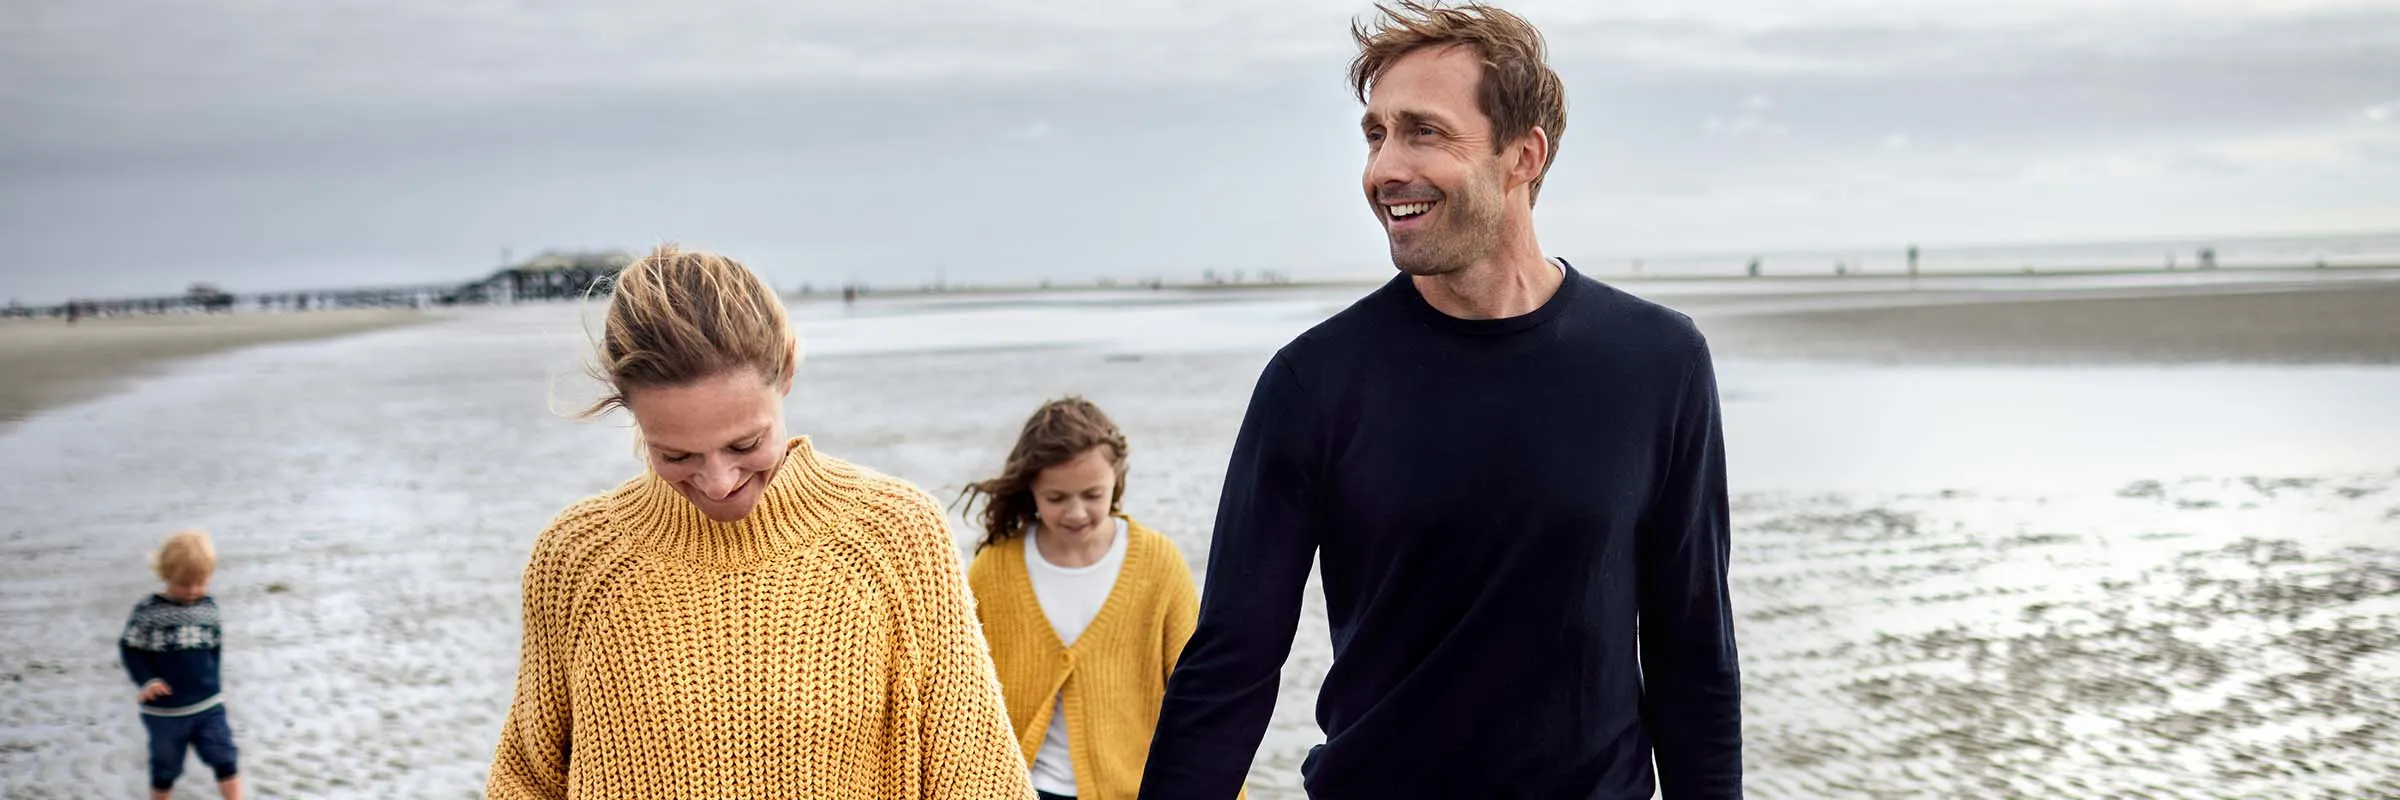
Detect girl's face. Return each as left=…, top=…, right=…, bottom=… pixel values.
left=1031, top=446, right=1118, bottom=539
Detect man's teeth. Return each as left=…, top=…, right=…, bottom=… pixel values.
left=1389, top=202, right=1431, bottom=218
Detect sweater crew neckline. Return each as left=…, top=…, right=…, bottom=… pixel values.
left=620, top=436, right=851, bottom=571
left=1396, top=257, right=1582, bottom=337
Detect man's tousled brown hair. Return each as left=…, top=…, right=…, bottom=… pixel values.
left=1349, top=1, right=1567, bottom=204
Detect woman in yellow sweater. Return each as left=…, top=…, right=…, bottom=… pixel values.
left=961, top=398, right=1235, bottom=800
left=485, top=245, right=1031, bottom=799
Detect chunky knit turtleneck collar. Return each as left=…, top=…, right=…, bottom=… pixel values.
left=616, top=436, right=856, bottom=571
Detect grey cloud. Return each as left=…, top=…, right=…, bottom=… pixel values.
left=1537, top=7, right=2400, bottom=200
left=0, top=70, right=1381, bottom=299
left=3, top=1, right=2395, bottom=302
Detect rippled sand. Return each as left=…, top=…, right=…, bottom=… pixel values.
left=0, top=310, right=427, bottom=428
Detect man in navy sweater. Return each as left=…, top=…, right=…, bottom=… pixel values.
left=1139, top=3, right=1742, bottom=797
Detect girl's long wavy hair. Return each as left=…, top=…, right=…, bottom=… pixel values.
left=959, top=396, right=1129, bottom=551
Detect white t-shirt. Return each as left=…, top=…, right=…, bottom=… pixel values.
left=1023, top=517, right=1129, bottom=797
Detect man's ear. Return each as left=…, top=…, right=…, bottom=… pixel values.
left=1508, top=126, right=1551, bottom=192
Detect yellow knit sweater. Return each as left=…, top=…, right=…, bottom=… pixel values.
left=487, top=437, right=1032, bottom=799
left=967, top=517, right=1238, bottom=800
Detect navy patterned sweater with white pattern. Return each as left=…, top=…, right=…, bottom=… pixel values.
left=119, top=595, right=224, bottom=714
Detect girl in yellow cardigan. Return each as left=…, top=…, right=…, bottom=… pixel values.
left=485, top=244, right=1030, bottom=799
left=962, top=398, right=1236, bottom=800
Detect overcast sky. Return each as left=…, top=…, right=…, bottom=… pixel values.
left=3, top=0, right=2396, bottom=302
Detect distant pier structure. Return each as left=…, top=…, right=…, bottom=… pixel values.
left=472, top=250, right=636, bottom=304
left=7, top=249, right=636, bottom=321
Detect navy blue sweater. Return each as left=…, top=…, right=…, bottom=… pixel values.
left=1141, top=265, right=1742, bottom=798
left=119, top=594, right=225, bottom=713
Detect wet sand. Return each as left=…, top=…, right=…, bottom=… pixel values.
left=1727, top=474, right=2400, bottom=798
left=1690, top=280, right=2400, bottom=364
left=0, top=311, right=430, bottom=426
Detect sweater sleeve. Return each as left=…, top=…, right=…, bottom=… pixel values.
left=964, top=545, right=1006, bottom=637
left=1158, top=542, right=1201, bottom=686
left=1635, top=338, right=1744, bottom=798
left=1141, top=354, right=1321, bottom=800
left=485, top=507, right=591, bottom=800
left=119, top=608, right=159, bottom=689
left=891, top=490, right=1036, bottom=800
left=1155, top=542, right=1250, bottom=800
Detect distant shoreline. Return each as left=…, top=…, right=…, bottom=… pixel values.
left=1696, top=279, right=2400, bottom=365
left=0, top=310, right=432, bottom=430
left=788, top=262, right=2400, bottom=302
left=4, top=268, right=2394, bottom=436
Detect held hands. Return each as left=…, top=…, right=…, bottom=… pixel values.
left=138, top=680, right=172, bottom=703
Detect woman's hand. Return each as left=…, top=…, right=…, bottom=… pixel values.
left=138, top=680, right=171, bottom=703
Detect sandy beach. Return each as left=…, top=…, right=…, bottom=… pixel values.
left=1, top=272, right=2394, bottom=798
left=1691, top=279, right=2400, bottom=364
left=2, top=275, right=2388, bottom=431
left=0, top=311, right=430, bottom=428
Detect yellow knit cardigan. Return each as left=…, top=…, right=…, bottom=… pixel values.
left=487, top=437, right=1032, bottom=799
left=967, top=517, right=1239, bottom=800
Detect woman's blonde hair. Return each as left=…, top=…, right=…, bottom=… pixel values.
left=581, top=244, right=796, bottom=418
left=152, top=529, right=217, bottom=584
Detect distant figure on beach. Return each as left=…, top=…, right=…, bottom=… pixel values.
left=485, top=245, right=1028, bottom=799
left=1907, top=244, right=1920, bottom=276
left=66, top=300, right=79, bottom=325
left=1142, top=3, right=1741, bottom=799
left=1747, top=256, right=1761, bottom=277
left=960, top=397, right=1234, bottom=800
left=120, top=529, right=243, bottom=800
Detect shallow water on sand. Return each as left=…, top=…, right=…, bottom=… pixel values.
left=1, top=291, right=2393, bottom=798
